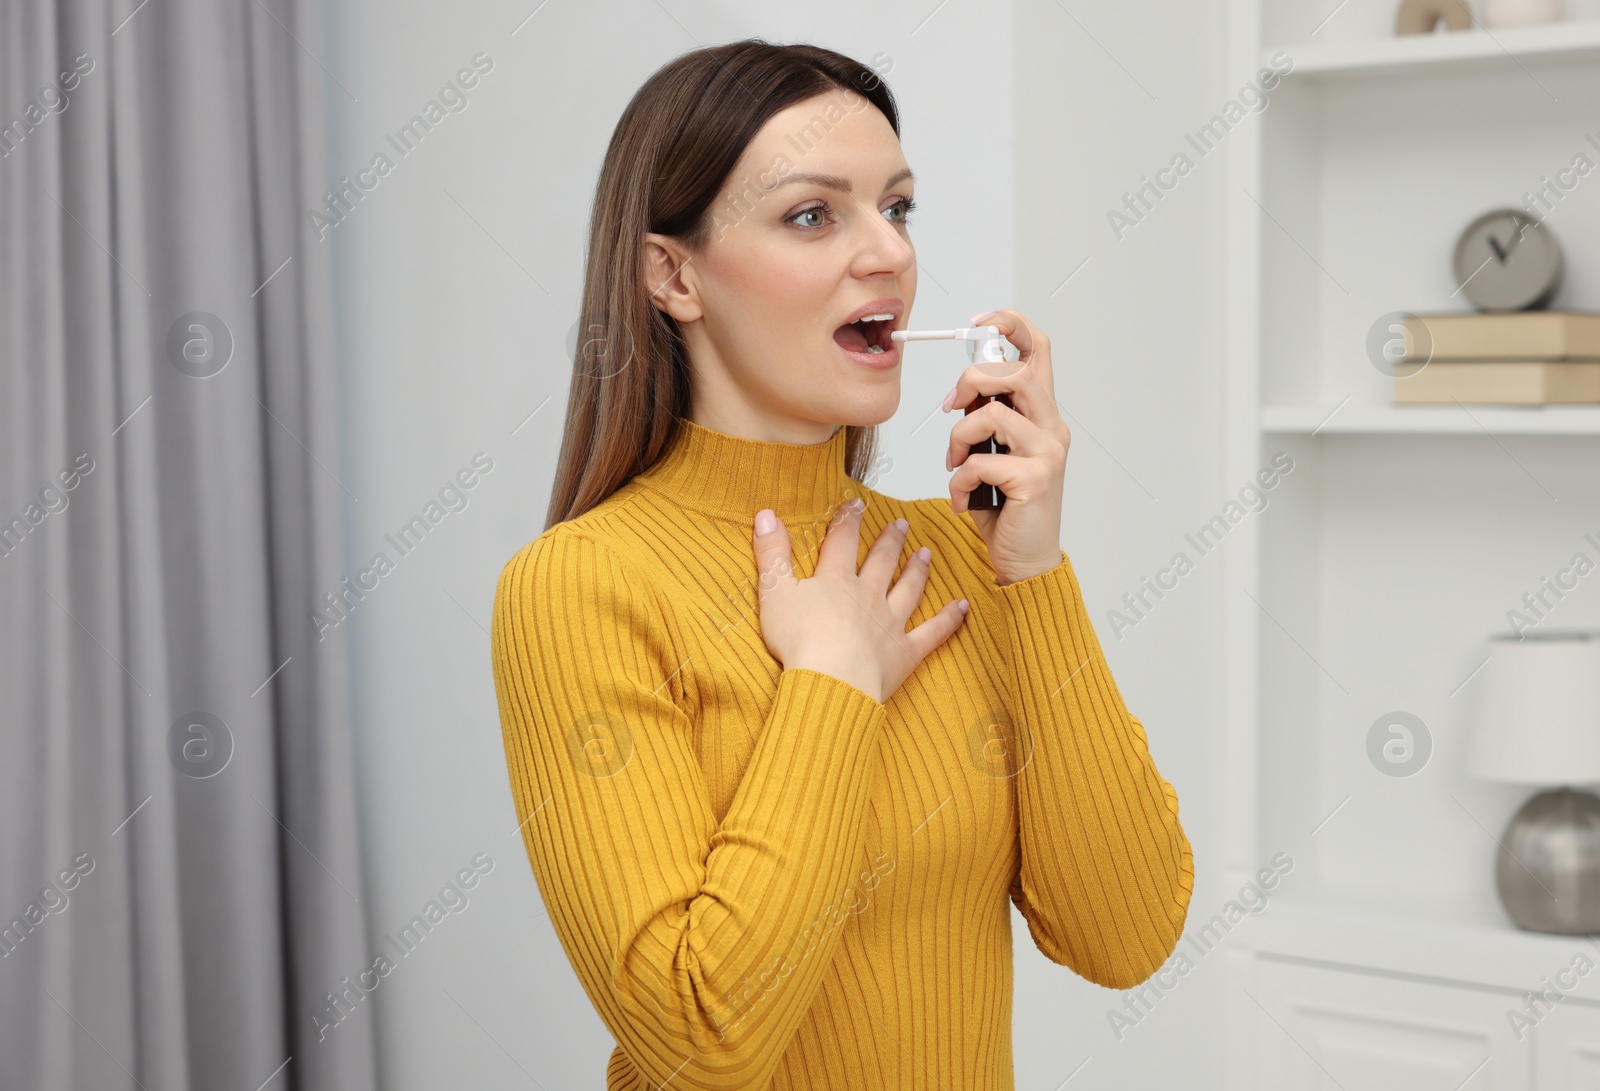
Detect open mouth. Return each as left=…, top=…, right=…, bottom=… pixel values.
left=832, top=314, right=897, bottom=355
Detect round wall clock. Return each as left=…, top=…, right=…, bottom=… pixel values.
left=1451, top=208, right=1563, bottom=312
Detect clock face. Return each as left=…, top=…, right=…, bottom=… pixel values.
left=1452, top=208, right=1563, bottom=312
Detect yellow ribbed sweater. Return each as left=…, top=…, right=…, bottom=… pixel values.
left=491, top=418, right=1193, bottom=1091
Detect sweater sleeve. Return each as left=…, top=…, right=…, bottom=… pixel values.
left=490, top=526, right=889, bottom=1090
left=993, top=548, right=1194, bottom=990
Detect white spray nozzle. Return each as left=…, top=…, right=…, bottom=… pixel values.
left=889, top=325, right=1005, bottom=364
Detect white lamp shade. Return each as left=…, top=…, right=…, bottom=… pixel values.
left=1465, top=631, right=1600, bottom=785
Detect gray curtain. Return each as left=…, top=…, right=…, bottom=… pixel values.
left=0, top=2, right=377, bottom=1089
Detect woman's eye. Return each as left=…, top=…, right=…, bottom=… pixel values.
left=886, top=196, right=918, bottom=224
left=788, top=203, right=831, bottom=229
left=787, top=197, right=916, bottom=230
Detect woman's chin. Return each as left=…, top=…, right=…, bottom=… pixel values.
left=819, top=383, right=900, bottom=428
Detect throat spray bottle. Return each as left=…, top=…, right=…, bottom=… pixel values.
left=889, top=325, right=1011, bottom=510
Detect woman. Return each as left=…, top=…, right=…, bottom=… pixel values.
left=490, top=39, right=1193, bottom=1091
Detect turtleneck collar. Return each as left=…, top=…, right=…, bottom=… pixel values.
left=633, top=417, right=858, bottom=524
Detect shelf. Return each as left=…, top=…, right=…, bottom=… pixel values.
left=1260, top=402, right=1600, bottom=434
left=1269, top=19, right=1600, bottom=81
left=1244, top=888, right=1600, bottom=1001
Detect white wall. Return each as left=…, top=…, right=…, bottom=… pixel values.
left=325, top=0, right=1224, bottom=1087
left=1009, top=0, right=1227, bottom=1086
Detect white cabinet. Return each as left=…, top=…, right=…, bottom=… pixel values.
left=1248, top=958, right=1526, bottom=1090
left=1534, top=1004, right=1600, bottom=1090
left=1242, top=954, right=1600, bottom=1090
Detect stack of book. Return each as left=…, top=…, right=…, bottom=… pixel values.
left=1394, top=311, right=1600, bottom=405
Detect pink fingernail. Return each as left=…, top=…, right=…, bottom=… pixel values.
left=969, top=310, right=996, bottom=324
left=941, top=384, right=958, bottom=411
left=755, top=509, right=776, bottom=536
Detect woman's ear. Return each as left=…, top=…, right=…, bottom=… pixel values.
left=641, top=233, right=702, bottom=323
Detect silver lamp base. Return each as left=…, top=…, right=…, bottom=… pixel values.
left=1497, top=787, right=1600, bottom=934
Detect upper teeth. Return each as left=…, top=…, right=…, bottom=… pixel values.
left=856, top=313, right=892, bottom=354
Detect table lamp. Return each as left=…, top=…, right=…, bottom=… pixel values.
left=1465, top=630, right=1600, bottom=934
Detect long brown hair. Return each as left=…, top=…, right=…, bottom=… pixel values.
left=544, top=40, right=900, bottom=531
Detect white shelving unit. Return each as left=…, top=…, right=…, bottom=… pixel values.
left=1261, top=402, right=1600, bottom=432
left=1282, top=17, right=1600, bottom=78
left=1222, top=4, right=1600, bottom=1087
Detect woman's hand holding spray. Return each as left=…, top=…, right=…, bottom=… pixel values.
left=893, top=309, right=1070, bottom=587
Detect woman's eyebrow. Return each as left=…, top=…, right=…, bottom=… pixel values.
left=771, top=167, right=914, bottom=194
